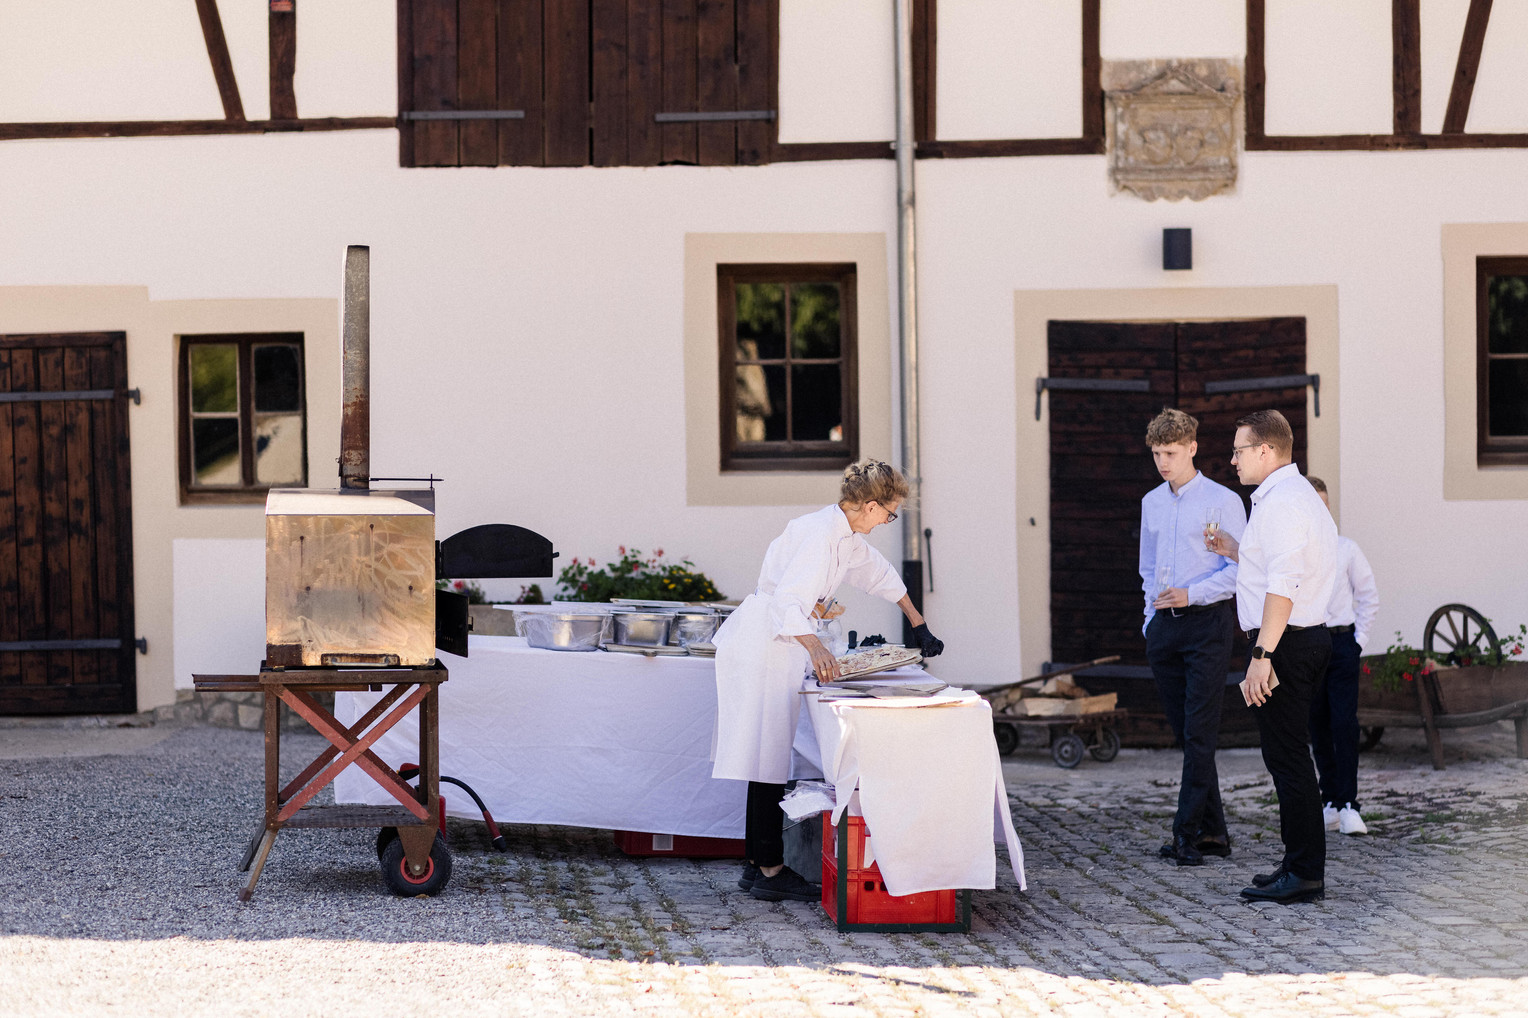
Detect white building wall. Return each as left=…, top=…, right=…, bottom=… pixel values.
left=1264, top=0, right=1393, bottom=136
left=4, top=11, right=1528, bottom=699
left=937, top=0, right=1081, bottom=140
left=1100, top=0, right=1244, bottom=61
left=777, top=0, right=895, bottom=143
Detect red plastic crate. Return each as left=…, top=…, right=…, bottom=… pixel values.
left=612, top=831, right=746, bottom=858
left=820, top=812, right=970, bottom=932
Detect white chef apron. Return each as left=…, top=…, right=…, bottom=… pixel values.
left=711, top=592, right=811, bottom=784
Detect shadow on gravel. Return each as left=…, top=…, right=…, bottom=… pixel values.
left=2, top=723, right=1525, bottom=985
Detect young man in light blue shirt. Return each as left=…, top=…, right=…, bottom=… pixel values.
left=1139, top=409, right=1247, bottom=866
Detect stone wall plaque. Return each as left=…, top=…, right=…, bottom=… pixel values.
left=1106, top=62, right=1240, bottom=202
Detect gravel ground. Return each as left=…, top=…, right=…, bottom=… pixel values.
left=1, top=721, right=1525, bottom=1017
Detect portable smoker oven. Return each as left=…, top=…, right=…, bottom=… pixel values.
left=195, top=246, right=556, bottom=901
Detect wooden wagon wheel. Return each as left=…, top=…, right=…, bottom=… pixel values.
left=1423, top=604, right=1499, bottom=666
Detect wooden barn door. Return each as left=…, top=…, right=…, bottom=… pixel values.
left=1047, top=318, right=1310, bottom=672
left=0, top=333, right=136, bottom=715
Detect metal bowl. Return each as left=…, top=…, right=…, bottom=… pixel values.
left=521, top=612, right=608, bottom=652
left=611, top=612, right=673, bottom=647
left=669, top=612, right=721, bottom=647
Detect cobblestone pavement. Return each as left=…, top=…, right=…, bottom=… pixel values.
left=1, top=721, right=1524, bottom=1017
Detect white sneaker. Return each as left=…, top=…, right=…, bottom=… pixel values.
left=1322, top=804, right=1339, bottom=831
left=1338, top=804, right=1368, bottom=836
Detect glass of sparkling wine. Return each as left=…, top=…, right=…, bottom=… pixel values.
left=1205, top=507, right=1223, bottom=542
left=1156, top=565, right=1173, bottom=599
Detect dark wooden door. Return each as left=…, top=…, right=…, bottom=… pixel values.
left=0, top=333, right=136, bottom=715
left=1048, top=318, right=1309, bottom=670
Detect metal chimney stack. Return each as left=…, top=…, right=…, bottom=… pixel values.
left=340, top=245, right=370, bottom=489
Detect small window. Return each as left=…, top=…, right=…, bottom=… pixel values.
left=717, top=264, right=858, bottom=471
left=179, top=334, right=307, bottom=503
left=1478, top=259, right=1528, bottom=466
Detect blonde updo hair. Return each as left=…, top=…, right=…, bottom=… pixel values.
left=839, top=459, right=910, bottom=509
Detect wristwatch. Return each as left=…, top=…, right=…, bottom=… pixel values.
left=1250, top=645, right=1269, bottom=660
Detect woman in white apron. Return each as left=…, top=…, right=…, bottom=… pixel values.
left=712, top=459, right=945, bottom=901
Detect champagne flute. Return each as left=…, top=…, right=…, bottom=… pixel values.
left=1204, top=506, right=1223, bottom=547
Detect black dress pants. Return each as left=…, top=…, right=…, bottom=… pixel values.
left=744, top=781, right=787, bottom=867
left=1310, top=629, right=1362, bottom=810
left=1145, top=601, right=1234, bottom=842
left=1248, top=625, right=1331, bottom=882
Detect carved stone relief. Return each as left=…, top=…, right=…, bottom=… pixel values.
left=1104, top=60, right=1242, bottom=202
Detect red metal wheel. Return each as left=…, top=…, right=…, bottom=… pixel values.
left=379, top=832, right=452, bottom=897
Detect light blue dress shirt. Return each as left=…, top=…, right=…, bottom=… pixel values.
left=1138, top=472, right=1247, bottom=632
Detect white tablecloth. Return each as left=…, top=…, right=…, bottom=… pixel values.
left=805, top=677, right=1027, bottom=897
left=333, top=636, right=746, bottom=838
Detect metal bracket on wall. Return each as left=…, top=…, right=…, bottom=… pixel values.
left=0, top=388, right=139, bottom=404
left=1033, top=377, right=1151, bottom=420
left=1203, top=373, right=1321, bottom=416
left=654, top=110, right=776, bottom=122
left=399, top=110, right=526, bottom=121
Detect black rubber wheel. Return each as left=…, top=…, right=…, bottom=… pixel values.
left=375, top=826, right=399, bottom=860
left=993, top=722, right=1020, bottom=756
left=380, top=832, right=452, bottom=897
left=1051, top=732, right=1086, bottom=769
left=1423, top=604, right=1498, bottom=665
left=1358, top=726, right=1385, bottom=753
left=1088, top=727, right=1121, bottom=762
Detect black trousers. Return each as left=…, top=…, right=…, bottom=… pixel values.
left=744, top=781, right=787, bottom=867
left=1248, top=625, right=1331, bottom=882
left=1145, top=601, right=1234, bottom=842
left=1310, top=629, right=1362, bottom=810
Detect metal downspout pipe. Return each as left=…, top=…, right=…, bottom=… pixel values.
left=893, top=0, right=923, bottom=642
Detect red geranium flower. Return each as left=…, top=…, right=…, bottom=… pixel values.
left=1408, top=657, right=1419, bottom=666
left=1361, top=664, right=1371, bottom=675
left=1403, top=672, right=1413, bottom=681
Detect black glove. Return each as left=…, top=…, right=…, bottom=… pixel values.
left=911, top=623, right=944, bottom=658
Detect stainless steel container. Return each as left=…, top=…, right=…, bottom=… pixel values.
left=669, top=612, right=721, bottom=647
left=521, top=612, right=608, bottom=652
left=265, top=488, right=436, bottom=667
left=611, top=612, right=672, bottom=647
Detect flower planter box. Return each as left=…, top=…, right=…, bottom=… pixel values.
left=1358, top=661, right=1528, bottom=769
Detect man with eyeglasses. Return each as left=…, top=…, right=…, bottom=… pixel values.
left=1206, top=409, right=1338, bottom=904
left=1138, top=408, right=1246, bottom=867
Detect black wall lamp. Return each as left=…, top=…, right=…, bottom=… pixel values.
left=1163, top=228, right=1192, bottom=271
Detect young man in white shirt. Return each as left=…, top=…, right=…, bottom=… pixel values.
left=1306, top=476, right=1378, bottom=837
left=1138, top=409, right=1248, bottom=867
left=1206, top=409, right=1338, bottom=904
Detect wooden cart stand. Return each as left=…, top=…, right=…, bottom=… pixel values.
left=194, top=663, right=449, bottom=901
left=990, top=709, right=1127, bottom=768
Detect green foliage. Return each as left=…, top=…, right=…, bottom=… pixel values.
left=1363, top=622, right=1527, bottom=692
left=557, top=547, right=724, bottom=603
left=511, top=584, right=546, bottom=605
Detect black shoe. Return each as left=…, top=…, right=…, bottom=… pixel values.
left=1157, top=842, right=1175, bottom=859
left=1239, top=871, right=1325, bottom=903
left=737, top=864, right=760, bottom=891
left=1251, top=864, right=1287, bottom=888
left=1167, top=833, right=1203, bottom=867
left=749, top=866, right=820, bottom=902
left=1196, top=833, right=1232, bottom=858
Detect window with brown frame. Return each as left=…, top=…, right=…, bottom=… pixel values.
left=179, top=333, right=307, bottom=503
left=1478, top=258, right=1528, bottom=466
left=718, top=264, right=857, bottom=472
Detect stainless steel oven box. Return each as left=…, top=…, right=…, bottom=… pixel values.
left=265, top=488, right=436, bottom=668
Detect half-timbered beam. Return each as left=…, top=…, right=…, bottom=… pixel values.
left=270, top=1, right=298, bottom=120
left=1443, top=0, right=1493, bottom=134
left=1081, top=0, right=1102, bottom=141
left=1245, top=0, right=1266, bottom=142
left=1392, top=0, right=1421, bottom=135
left=195, top=0, right=245, bottom=121
left=0, top=118, right=395, bottom=141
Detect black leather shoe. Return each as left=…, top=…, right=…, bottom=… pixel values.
left=749, top=866, right=820, bottom=902
left=1167, top=834, right=1203, bottom=867
left=1251, top=864, right=1287, bottom=888
left=1239, top=871, right=1324, bottom=903
left=1196, top=834, right=1232, bottom=858
left=1157, top=842, right=1175, bottom=859
left=737, top=864, right=760, bottom=891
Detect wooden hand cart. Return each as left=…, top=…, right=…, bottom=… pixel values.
left=194, top=663, right=450, bottom=901
left=1358, top=604, right=1528, bottom=770
left=980, top=655, right=1128, bottom=768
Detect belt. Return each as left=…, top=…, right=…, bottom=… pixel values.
left=1166, top=601, right=1230, bottom=618
left=1329, top=624, right=1355, bottom=634
left=1244, top=623, right=1327, bottom=640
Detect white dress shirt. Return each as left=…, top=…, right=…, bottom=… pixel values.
left=1234, top=463, right=1339, bottom=633
left=752, top=504, right=907, bottom=641
left=1138, top=472, right=1247, bottom=631
left=1326, top=535, right=1378, bottom=650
